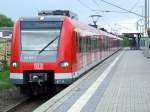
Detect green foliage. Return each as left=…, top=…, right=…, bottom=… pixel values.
left=0, top=14, right=13, bottom=27
left=3, top=63, right=9, bottom=70
left=0, top=64, right=13, bottom=90
left=122, top=36, right=129, bottom=47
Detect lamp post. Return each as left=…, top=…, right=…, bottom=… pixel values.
left=89, top=15, right=102, bottom=28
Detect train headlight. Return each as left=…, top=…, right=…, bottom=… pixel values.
left=60, top=61, right=69, bottom=68
left=12, top=61, right=19, bottom=68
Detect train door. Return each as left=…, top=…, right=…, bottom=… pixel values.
left=76, top=32, right=82, bottom=70
left=72, top=31, right=78, bottom=73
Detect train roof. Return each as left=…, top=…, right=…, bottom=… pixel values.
left=38, top=10, right=78, bottom=20
left=19, top=16, right=122, bottom=40
left=19, top=16, right=65, bottom=22
left=72, top=20, right=122, bottom=40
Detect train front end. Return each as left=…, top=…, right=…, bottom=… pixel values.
left=10, top=16, right=73, bottom=94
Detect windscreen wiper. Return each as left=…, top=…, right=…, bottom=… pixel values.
left=38, top=35, right=59, bottom=54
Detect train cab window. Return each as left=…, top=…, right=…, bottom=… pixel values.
left=20, top=21, right=63, bottom=62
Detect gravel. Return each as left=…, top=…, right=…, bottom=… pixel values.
left=0, top=87, right=28, bottom=112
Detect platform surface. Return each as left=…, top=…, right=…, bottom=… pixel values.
left=34, top=50, right=150, bottom=112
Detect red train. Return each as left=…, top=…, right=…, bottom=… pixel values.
left=10, top=10, right=122, bottom=95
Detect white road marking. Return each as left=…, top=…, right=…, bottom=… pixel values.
left=67, top=52, right=124, bottom=112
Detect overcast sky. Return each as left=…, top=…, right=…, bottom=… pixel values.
left=0, top=0, right=145, bottom=33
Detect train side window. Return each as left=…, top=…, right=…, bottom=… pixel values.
left=79, top=36, right=87, bottom=54
left=90, top=37, right=92, bottom=52
left=97, top=38, right=99, bottom=51
left=86, top=37, right=89, bottom=52
left=94, top=39, right=96, bottom=51
left=93, top=39, right=96, bottom=52
left=83, top=37, right=86, bottom=53
left=104, top=36, right=106, bottom=50
left=96, top=38, right=98, bottom=51
left=91, top=39, right=94, bottom=52
left=99, top=37, right=101, bottom=51
left=105, top=36, right=107, bottom=50
left=82, top=37, right=84, bottom=53
left=79, top=36, right=82, bottom=53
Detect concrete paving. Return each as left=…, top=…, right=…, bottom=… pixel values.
left=34, top=50, right=150, bottom=112
left=95, top=50, right=150, bottom=112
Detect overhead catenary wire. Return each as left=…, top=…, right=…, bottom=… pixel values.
left=77, top=0, right=94, bottom=12
left=129, top=0, right=141, bottom=11
left=77, top=0, right=142, bottom=15
left=91, top=0, right=108, bottom=14
left=100, top=0, right=144, bottom=17
left=76, top=0, right=101, bottom=26
left=92, top=0, right=142, bottom=32
left=77, top=0, right=142, bottom=32
left=77, top=0, right=125, bottom=14
left=92, top=0, right=101, bottom=9
left=91, top=0, right=128, bottom=13
left=92, top=10, right=130, bottom=13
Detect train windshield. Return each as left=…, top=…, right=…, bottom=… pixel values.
left=20, top=21, right=62, bottom=62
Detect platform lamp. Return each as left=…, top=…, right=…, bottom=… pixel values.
left=89, top=15, right=102, bottom=28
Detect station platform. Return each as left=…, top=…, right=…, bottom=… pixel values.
left=34, top=50, right=150, bottom=112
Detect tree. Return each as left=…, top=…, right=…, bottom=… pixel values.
left=122, top=36, right=129, bottom=47
left=0, top=14, right=13, bottom=27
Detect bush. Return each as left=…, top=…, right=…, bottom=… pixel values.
left=0, top=64, right=12, bottom=90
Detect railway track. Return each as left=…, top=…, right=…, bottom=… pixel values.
left=3, top=90, right=61, bottom=112
left=2, top=97, right=29, bottom=112
left=6, top=94, right=56, bottom=112
left=0, top=88, right=28, bottom=112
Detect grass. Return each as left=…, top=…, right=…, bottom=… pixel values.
left=0, top=64, right=13, bottom=90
